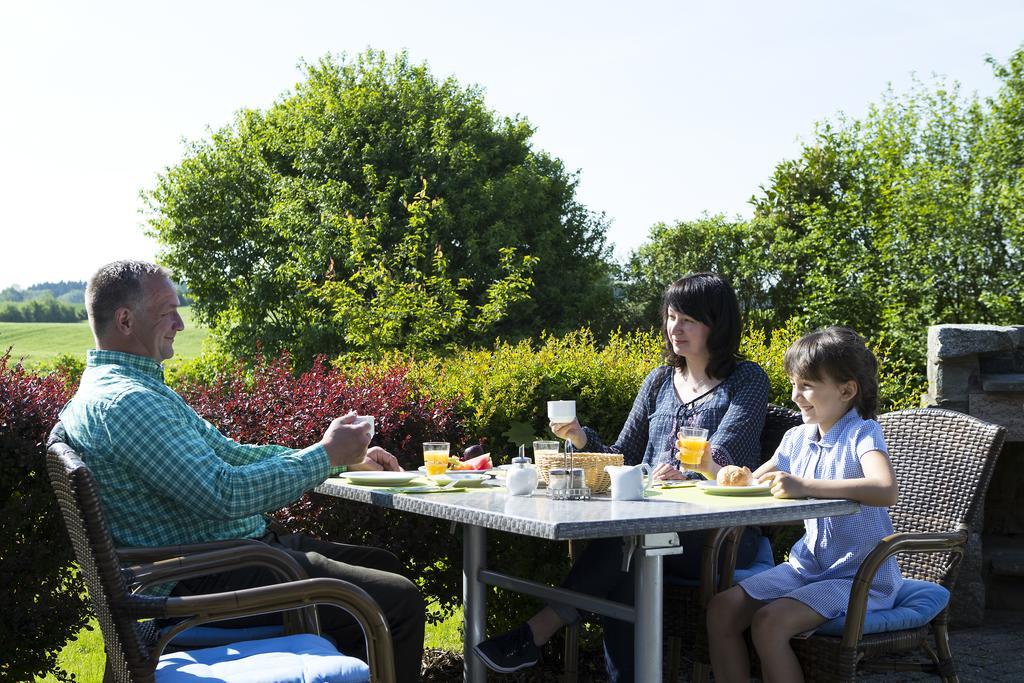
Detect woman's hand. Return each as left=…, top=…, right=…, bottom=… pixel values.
left=652, top=462, right=686, bottom=481
left=550, top=419, right=587, bottom=449
left=758, top=470, right=807, bottom=499
left=676, top=438, right=719, bottom=479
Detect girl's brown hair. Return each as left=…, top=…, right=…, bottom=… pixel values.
left=783, top=326, right=879, bottom=419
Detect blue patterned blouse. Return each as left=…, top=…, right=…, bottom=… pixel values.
left=581, top=361, right=770, bottom=475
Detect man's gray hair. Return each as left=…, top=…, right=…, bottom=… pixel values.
left=86, top=260, right=173, bottom=334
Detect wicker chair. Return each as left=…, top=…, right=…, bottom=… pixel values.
left=665, top=403, right=803, bottom=681
left=46, top=424, right=396, bottom=683
left=787, top=408, right=1005, bottom=682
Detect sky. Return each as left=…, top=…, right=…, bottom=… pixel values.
left=2, top=1, right=1023, bottom=289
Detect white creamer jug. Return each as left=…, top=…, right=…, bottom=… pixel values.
left=604, top=463, right=653, bottom=501
left=507, top=455, right=539, bottom=496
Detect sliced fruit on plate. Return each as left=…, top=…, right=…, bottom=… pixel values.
left=460, top=453, right=492, bottom=471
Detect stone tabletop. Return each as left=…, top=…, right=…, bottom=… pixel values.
left=315, top=477, right=859, bottom=540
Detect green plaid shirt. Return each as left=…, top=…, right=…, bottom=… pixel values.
left=60, top=350, right=330, bottom=549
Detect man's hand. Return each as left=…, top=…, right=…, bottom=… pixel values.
left=347, top=447, right=401, bottom=472
left=321, top=412, right=371, bottom=468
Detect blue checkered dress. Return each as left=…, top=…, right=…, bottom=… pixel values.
left=740, top=408, right=904, bottom=619
left=580, top=361, right=770, bottom=475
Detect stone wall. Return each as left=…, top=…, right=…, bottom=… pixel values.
left=926, top=324, right=1024, bottom=437
left=923, top=324, right=1024, bottom=626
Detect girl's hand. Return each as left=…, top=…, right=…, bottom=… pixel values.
left=759, top=470, right=807, bottom=499
left=652, top=462, right=685, bottom=481
left=550, top=419, right=587, bottom=449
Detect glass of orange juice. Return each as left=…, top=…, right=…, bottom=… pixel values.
left=423, top=442, right=450, bottom=476
left=677, top=427, right=709, bottom=466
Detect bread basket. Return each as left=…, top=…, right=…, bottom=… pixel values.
left=534, top=451, right=624, bottom=494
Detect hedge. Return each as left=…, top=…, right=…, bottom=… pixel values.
left=0, top=350, right=89, bottom=682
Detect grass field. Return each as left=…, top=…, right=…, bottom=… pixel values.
left=0, top=307, right=208, bottom=366
left=37, top=606, right=464, bottom=682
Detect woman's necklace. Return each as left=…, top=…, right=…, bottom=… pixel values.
left=675, top=367, right=720, bottom=403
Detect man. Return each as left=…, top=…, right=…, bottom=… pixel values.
left=60, top=260, right=424, bottom=680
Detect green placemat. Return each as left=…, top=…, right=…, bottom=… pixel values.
left=327, top=475, right=505, bottom=494
left=646, top=485, right=799, bottom=507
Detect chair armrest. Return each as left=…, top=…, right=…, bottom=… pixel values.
left=837, top=524, right=968, bottom=648
left=125, top=543, right=310, bottom=590
left=154, top=577, right=397, bottom=683
left=117, top=538, right=267, bottom=563
left=125, top=540, right=307, bottom=589
left=126, top=544, right=319, bottom=638
left=698, top=527, right=744, bottom=607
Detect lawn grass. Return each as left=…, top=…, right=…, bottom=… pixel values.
left=36, top=620, right=105, bottom=683
left=37, top=605, right=464, bottom=681
left=0, top=307, right=208, bottom=366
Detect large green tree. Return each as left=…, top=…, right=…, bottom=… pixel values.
left=620, top=214, right=772, bottom=327
left=625, top=45, right=1024, bottom=367
left=147, top=50, right=616, bottom=360
left=752, top=64, right=1024, bottom=365
left=755, top=78, right=990, bottom=359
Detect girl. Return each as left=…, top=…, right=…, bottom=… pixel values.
left=475, top=273, right=770, bottom=681
left=707, top=326, right=902, bottom=683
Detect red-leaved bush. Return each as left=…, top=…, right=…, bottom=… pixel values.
left=177, top=353, right=466, bottom=468
left=0, top=350, right=90, bottom=682
left=175, top=353, right=473, bottom=619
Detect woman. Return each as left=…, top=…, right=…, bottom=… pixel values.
left=474, top=272, right=770, bottom=682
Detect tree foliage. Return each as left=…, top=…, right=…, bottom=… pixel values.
left=752, top=76, right=1006, bottom=365
left=0, top=298, right=86, bottom=323
left=148, top=50, right=615, bottom=361
left=621, top=214, right=772, bottom=327
left=624, top=45, right=1024, bottom=368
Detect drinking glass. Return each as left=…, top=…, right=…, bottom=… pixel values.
left=423, top=442, right=450, bottom=476
left=532, top=440, right=560, bottom=458
left=677, top=427, right=709, bottom=466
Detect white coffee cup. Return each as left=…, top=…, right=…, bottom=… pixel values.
left=354, top=415, right=375, bottom=439
left=547, top=400, right=576, bottom=423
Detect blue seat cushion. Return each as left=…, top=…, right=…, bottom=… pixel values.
left=732, top=535, right=775, bottom=583
left=816, top=579, right=950, bottom=637
left=156, top=633, right=370, bottom=683
left=163, top=624, right=285, bottom=648
left=665, top=534, right=775, bottom=588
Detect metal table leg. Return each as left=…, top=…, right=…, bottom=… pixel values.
left=634, top=533, right=682, bottom=682
left=464, top=524, right=487, bottom=683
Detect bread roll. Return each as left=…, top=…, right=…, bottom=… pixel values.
left=716, top=465, right=754, bottom=487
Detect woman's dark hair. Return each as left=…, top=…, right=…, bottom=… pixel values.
left=783, top=326, right=879, bottom=419
left=661, top=272, right=742, bottom=379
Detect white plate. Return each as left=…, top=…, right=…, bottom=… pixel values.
left=417, top=465, right=493, bottom=476
left=340, top=471, right=422, bottom=486
left=696, top=481, right=772, bottom=496
left=431, top=472, right=490, bottom=487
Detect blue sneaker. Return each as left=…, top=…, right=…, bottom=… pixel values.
left=473, top=623, right=541, bottom=673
